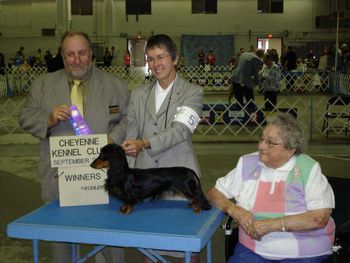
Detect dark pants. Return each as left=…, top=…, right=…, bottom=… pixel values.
left=264, top=91, right=278, bottom=111
left=228, top=243, right=329, bottom=263
left=233, top=82, right=254, bottom=108
left=125, top=65, right=130, bottom=75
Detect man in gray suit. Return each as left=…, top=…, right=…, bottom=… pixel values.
left=19, top=31, right=129, bottom=263
left=121, top=34, right=203, bottom=263
left=231, top=49, right=264, bottom=108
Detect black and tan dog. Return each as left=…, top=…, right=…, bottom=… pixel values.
left=90, top=143, right=211, bottom=215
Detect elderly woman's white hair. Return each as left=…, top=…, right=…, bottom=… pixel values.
left=266, top=112, right=308, bottom=155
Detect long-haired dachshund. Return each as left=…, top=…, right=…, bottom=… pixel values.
left=90, top=143, right=211, bottom=215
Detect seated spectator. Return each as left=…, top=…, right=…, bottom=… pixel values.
left=296, top=58, right=307, bottom=72
left=208, top=112, right=335, bottom=263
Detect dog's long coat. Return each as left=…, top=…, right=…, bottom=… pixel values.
left=90, top=144, right=211, bottom=214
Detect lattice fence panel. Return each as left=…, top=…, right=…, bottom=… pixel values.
left=196, top=96, right=314, bottom=137
left=1, top=95, right=349, bottom=139
left=0, top=66, right=331, bottom=96
left=0, top=96, right=25, bottom=134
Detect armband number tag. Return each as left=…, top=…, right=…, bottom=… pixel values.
left=172, top=106, right=200, bottom=133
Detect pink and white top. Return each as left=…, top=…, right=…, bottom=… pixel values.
left=215, top=152, right=335, bottom=260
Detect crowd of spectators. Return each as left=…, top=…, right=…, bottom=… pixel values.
left=1, top=45, right=118, bottom=73
left=0, top=46, right=65, bottom=73
left=0, top=41, right=349, bottom=76
left=197, top=48, right=217, bottom=68
left=280, top=43, right=350, bottom=74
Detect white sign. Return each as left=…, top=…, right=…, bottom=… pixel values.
left=229, top=110, right=245, bottom=118
left=58, top=166, right=108, bottom=207
left=49, top=134, right=109, bottom=207
left=49, top=134, right=108, bottom=168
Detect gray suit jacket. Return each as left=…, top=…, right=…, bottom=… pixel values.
left=19, top=66, right=129, bottom=201
left=232, top=52, right=263, bottom=89
left=126, top=75, right=203, bottom=176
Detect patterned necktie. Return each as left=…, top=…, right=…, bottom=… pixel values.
left=70, top=80, right=83, bottom=116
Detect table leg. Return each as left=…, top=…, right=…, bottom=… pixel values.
left=33, top=240, right=39, bottom=263
left=71, top=243, right=77, bottom=262
left=185, top=251, right=192, bottom=263
left=207, top=239, right=212, bottom=263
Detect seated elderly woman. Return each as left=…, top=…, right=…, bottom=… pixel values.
left=207, top=112, right=335, bottom=263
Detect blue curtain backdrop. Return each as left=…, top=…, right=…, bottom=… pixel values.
left=181, top=34, right=234, bottom=66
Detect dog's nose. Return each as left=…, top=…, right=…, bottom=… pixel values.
left=90, top=159, right=96, bottom=168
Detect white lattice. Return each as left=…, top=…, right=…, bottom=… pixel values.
left=0, top=66, right=349, bottom=139
left=0, top=66, right=331, bottom=96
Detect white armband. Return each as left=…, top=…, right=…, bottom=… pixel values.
left=172, top=106, right=200, bottom=133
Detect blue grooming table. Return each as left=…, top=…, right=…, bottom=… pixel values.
left=7, top=199, right=224, bottom=263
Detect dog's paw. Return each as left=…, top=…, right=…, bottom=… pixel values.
left=187, top=202, right=194, bottom=208
left=193, top=207, right=202, bottom=214
left=119, top=205, right=132, bottom=215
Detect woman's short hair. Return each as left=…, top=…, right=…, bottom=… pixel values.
left=266, top=112, right=308, bottom=154
left=146, top=34, right=177, bottom=61
left=263, top=51, right=274, bottom=62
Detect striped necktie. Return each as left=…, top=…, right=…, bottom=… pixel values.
left=70, top=80, right=83, bottom=116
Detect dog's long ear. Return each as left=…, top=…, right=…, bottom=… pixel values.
left=113, top=144, right=129, bottom=169
left=116, top=144, right=127, bottom=155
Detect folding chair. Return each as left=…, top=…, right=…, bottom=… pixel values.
left=329, top=220, right=350, bottom=263
left=223, top=216, right=238, bottom=262
left=322, top=96, right=350, bottom=138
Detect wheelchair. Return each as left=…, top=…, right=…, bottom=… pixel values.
left=223, top=216, right=350, bottom=263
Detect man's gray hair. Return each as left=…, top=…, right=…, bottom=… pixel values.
left=60, top=31, right=92, bottom=49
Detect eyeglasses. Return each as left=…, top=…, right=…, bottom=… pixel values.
left=146, top=53, right=171, bottom=64
left=258, top=135, right=285, bottom=148
left=64, top=50, right=90, bottom=60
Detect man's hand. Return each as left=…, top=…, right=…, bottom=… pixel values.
left=48, top=104, right=71, bottom=128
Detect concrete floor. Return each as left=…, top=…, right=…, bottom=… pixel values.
left=1, top=134, right=350, bottom=263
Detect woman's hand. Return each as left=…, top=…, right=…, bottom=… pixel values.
left=206, top=188, right=257, bottom=239
left=253, top=219, right=274, bottom=240
left=231, top=205, right=256, bottom=238
left=121, top=139, right=144, bottom=157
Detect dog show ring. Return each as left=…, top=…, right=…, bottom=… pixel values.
left=7, top=199, right=224, bottom=263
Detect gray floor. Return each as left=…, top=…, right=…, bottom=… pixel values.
left=1, top=134, right=350, bottom=263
